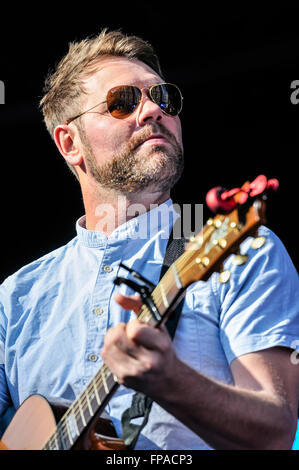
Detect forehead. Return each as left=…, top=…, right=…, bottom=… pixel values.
left=82, top=56, right=162, bottom=99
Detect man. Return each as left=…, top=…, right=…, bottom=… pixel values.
left=0, top=29, right=298, bottom=450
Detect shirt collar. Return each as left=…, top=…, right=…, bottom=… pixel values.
left=76, top=198, right=179, bottom=248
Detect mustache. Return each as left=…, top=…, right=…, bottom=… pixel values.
left=127, top=122, right=180, bottom=152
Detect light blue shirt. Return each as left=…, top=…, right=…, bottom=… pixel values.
left=0, top=199, right=298, bottom=450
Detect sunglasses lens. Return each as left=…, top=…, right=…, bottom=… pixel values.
left=106, top=83, right=182, bottom=119
left=150, top=84, right=182, bottom=116
left=107, top=86, right=141, bottom=119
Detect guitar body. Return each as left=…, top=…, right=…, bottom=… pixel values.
left=0, top=395, right=125, bottom=450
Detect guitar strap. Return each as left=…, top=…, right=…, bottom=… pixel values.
left=121, top=220, right=187, bottom=449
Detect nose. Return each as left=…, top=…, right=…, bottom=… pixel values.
left=136, top=92, right=163, bottom=126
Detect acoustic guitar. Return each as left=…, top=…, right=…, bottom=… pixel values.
left=0, top=175, right=278, bottom=450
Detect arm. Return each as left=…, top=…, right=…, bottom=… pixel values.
left=101, top=295, right=299, bottom=450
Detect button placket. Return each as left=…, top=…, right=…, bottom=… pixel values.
left=86, top=243, right=123, bottom=381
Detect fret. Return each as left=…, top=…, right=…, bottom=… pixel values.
left=64, top=421, right=74, bottom=447
left=74, top=411, right=84, bottom=434
left=106, top=369, right=117, bottom=390
left=76, top=399, right=86, bottom=429
left=85, top=390, right=93, bottom=416
left=43, top=429, right=62, bottom=450
left=65, top=412, right=79, bottom=444
left=171, top=263, right=182, bottom=289
left=98, top=378, right=108, bottom=403
left=138, top=306, right=152, bottom=323
left=87, top=387, right=100, bottom=415
left=92, top=379, right=101, bottom=406
left=57, top=424, right=70, bottom=450
left=53, top=432, right=60, bottom=450
left=158, top=282, right=169, bottom=308
left=101, top=368, right=109, bottom=394
left=152, top=270, right=182, bottom=319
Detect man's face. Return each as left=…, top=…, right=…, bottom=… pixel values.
left=76, top=56, right=184, bottom=194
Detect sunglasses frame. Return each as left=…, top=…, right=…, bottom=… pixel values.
left=64, top=82, right=183, bottom=124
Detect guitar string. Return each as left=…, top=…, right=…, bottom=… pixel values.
left=44, top=249, right=204, bottom=448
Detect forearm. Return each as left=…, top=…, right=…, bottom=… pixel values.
left=101, top=316, right=297, bottom=449
left=152, top=358, right=295, bottom=450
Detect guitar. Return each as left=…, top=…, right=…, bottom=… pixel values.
left=0, top=175, right=278, bottom=450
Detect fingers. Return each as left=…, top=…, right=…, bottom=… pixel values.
left=101, top=322, right=151, bottom=387
left=114, top=293, right=142, bottom=314
left=126, top=319, right=171, bottom=352
left=102, top=320, right=169, bottom=357
left=100, top=320, right=173, bottom=391
left=102, top=322, right=139, bottom=358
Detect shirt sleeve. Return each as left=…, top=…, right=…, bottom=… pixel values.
left=0, top=288, right=13, bottom=417
left=215, top=226, right=299, bottom=364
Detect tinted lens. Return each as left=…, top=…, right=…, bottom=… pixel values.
left=150, top=84, right=182, bottom=116
left=107, top=86, right=141, bottom=119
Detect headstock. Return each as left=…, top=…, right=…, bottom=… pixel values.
left=176, top=175, right=278, bottom=288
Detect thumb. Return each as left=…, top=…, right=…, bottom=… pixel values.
left=114, top=293, right=142, bottom=314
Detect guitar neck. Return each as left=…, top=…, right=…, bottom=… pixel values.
left=138, top=259, right=186, bottom=327
left=42, top=260, right=186, bottom=450
left=42, top=365, right=119, bottom=450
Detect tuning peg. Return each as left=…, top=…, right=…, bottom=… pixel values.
left=229, top=221, right=243, bottom=231
left=195, top=257, right=210, bottom=267
left=188, top=236, right=202, bottom=250
left=207, top=218, right=222, bottom=228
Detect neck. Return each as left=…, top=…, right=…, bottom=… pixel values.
left=82, top=184, right=170, bottom=235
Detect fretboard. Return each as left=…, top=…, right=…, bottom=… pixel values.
left=42, top=259, right=185, bottom=450
left=42, top=364, right=118, bottom=450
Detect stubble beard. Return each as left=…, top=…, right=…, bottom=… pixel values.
left=80, top=122, right=184, bottom=195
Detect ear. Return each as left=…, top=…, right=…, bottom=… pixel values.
left=53, top=124, right=83, bottom=168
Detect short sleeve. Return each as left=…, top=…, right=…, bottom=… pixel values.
left=217, top=226, right=299, bottom=364
left=0, top=286, right=13, bottom=416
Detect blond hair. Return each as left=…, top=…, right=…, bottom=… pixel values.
left=40, top=29, right=164, bottom=175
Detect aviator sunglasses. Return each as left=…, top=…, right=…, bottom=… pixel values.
left=65, top=83, right=183, bottom=124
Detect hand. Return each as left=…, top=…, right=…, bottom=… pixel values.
left=100, top=293, right=178, bottom=399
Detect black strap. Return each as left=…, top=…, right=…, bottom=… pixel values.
left=121, top=224, right=187, bottom=449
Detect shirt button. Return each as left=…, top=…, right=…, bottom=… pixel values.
left=103, top=265, right=113, bottom=273
left=88, top=353, right=98, bottom=362
left=94, top=307, right=103, bottom=316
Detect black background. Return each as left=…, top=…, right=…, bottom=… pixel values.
left=1, top=3, right=299, bottom=281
